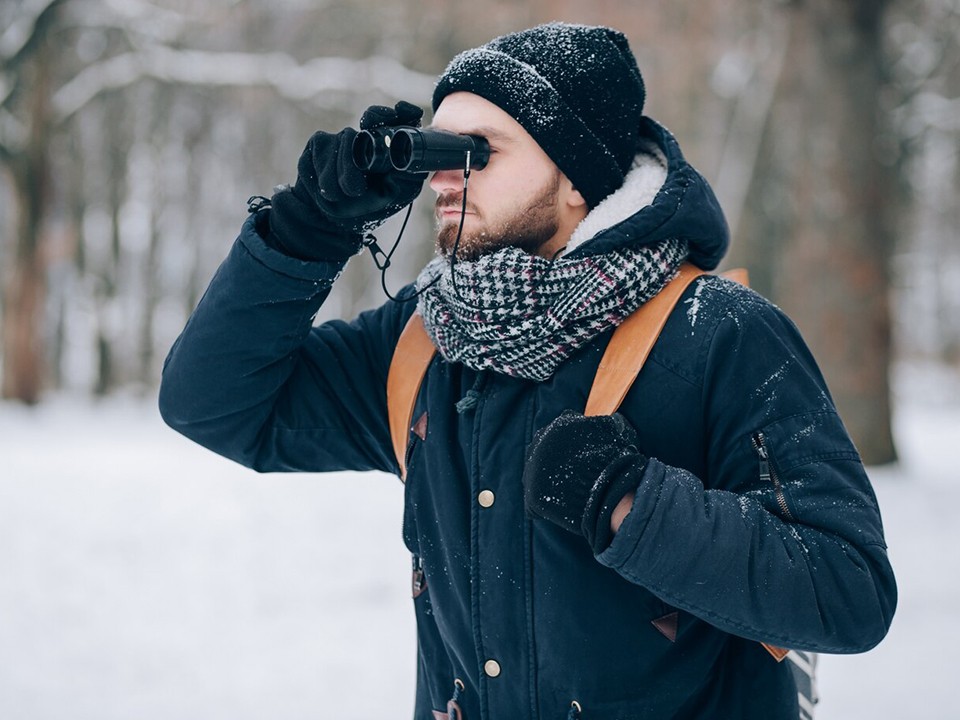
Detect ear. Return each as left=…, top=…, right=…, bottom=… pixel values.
left=559, top=186, right=589, bottom=238
left=560, top=175, right=587, bottom=211
left=566, top=186, right=587, bottom=210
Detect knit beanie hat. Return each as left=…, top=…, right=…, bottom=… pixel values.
left=432, top=22, right=646, bottom=208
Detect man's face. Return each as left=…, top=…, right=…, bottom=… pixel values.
left=428, top=92, right=586, bottom=261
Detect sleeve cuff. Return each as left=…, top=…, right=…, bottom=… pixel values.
left=238, top=213, right=349, bottom=284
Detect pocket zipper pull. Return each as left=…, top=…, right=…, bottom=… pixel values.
left=751, top=432, right=795, bottom=521
left=752, top=432, right=772, bottom=483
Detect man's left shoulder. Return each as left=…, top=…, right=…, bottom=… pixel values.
left=650, top=272, right=796, bottom=378
left=664, top=271, right=780, bottom=341
left=690, top=270, right=774, bottom=312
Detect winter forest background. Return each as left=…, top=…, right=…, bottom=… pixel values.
left=1, top=0, right=959, bottom=718
left=3, top=0, right=960, bottom=455
left=3, top=0, right=960, bottom=462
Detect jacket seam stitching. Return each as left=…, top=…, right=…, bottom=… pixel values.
left=612, top=561, right=877, bottom=654
left=779, top=451, right=862, bottom=473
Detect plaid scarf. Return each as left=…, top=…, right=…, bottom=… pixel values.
left=415, top=238, right=689, bottom=382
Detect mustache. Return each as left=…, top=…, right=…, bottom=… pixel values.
left=435, top=193, right=477, bottom=214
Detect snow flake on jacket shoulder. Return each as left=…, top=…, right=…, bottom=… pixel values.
left=684, top=277, right=708, bottom=332
left=752, top=361, right=791, bottom=406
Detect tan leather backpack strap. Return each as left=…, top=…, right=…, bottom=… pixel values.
left=386, top=313, right=437, bottom=481
left=583, top=262, right=786, bottom=662
left=761, top=643, right=791, bottom=662
left=584, top=262, right=705, bottom=417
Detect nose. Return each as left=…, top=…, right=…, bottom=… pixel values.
left=429, top=168, right=464, bottom=195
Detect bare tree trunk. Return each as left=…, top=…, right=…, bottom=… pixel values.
left=740, top=0, right=898, bottom=464
left=1, top=45, right=53, bottom=404
left=2, top=190, right=46, bottom=404
left=92, top=93, right=131, bottom=396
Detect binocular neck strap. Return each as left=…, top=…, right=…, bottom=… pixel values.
left=369, top=153, right=477, bottom=305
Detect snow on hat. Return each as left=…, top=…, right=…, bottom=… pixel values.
left=432, top=22, right=646, bottom=208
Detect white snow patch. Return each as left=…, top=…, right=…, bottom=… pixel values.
left=685, top=277, right=707, bottom=330
left=0, top=364, right=957, bottom=719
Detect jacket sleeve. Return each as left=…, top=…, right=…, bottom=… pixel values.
left=159, top=214, right=409, bottom=475
left=597, top=283, right=897, bottom=654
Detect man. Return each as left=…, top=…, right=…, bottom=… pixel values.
left=160, top=22, right=896, bottom=720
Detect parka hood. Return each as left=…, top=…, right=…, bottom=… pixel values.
left=565, top=118, right=729, bottom=270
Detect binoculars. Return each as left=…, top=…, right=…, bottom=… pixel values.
left=353, top=127, right=490, bottom=174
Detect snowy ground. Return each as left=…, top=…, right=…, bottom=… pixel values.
left=1, top=366, right=958, bottom=719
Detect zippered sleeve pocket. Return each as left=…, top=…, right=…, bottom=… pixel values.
left=751, top=431, right=797, bottom=521
left=746, top=411, right=870, bottom=529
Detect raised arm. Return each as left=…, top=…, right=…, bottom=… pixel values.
left=160, top=103, right=426, bottom=474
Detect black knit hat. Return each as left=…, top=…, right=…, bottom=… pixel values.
left=432, top=22, right=646, bottom=208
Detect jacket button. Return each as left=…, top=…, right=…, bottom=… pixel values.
left=484, top=659, right=501, bottom=678
left=478, top=490, right=495, bottom=508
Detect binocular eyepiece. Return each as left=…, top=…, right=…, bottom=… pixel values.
left=353, top=127, right=490, bottom=174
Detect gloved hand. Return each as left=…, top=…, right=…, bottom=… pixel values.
left=267, top=101, right=425, bottom=262
left=522, top=410, right=648, bottom=554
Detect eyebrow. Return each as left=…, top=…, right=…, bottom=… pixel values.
left=468, top=126, right=513, bottom=142
left=427, top=124, right=514, bottom=143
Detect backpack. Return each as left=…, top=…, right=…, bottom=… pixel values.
left=386, top=262, right=818, bottom=718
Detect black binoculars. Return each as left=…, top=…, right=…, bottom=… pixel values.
left=353, top=127, right=490, bottom=174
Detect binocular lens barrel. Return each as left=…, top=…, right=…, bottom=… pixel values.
left=389, top=128, right=489, bottom=173
left=352, top=128, right=489, bottom=174
left=352, top=130, right=394, bottom=174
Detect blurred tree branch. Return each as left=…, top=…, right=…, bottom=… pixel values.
left=53, top=49, right=434, bottom=123
left=0, top=0, right=432, bottom=403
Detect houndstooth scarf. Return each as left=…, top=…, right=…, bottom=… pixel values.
left=414, top=238, right=689, bottom=382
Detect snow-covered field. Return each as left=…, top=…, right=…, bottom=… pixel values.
left=1, top=366, right=958, bottom=719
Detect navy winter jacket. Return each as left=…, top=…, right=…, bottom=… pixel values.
left=160, top=120, right=896, bottom=719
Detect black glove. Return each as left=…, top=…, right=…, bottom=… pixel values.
left=522, top=410, right=648, bottom=554
left=267, top=101, right=425, bottom=262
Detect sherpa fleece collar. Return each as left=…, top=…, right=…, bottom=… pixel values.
left=563, top=118, right=730, bottom=271
left=566, top=143, right=668, bottom=255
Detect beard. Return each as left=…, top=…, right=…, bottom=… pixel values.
left=435, top=171, right=561, bottom=261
